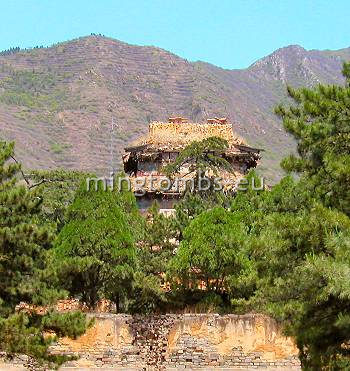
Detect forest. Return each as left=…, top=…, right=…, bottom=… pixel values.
left=0, top=63, right=349, bottom=370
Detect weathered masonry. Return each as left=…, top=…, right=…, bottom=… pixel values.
left=1, top=313, right=301, bottom=370
left=51, top=313, right=301, bottom=369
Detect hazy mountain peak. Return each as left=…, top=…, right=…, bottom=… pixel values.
left=248, top=44, right=327, bottom=84
left=278, top=44, right=306, bottom=52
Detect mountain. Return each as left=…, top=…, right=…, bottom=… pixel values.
left=0, top=36, right=349, bottom=182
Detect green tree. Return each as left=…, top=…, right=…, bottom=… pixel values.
left=270, top=231, right=350, bottom=370
left=250, top=63, right=350, bottom=370
left=28, top=169, right=90, bottom=231
left=138, top=202, right=176, bottom=276
left=172, top=181, right=237, bottom=241
left=54, top=177, right=142, bottom=310
left=229, top=173, right=350, bottom=369
left=163, top=136, right=232, bottom=193
left=128, top=271, right=166, bottom=314
left=129, top=202, right=173, bottom=313
left=0, top=141, right=89, bottom=368
left=252, top=205, right=350, bottom=370
left=162, top=136, right=237, bottom=242
left=275, top=62, right=350, bottom=216
left=168, top=207, right=256, bottom=308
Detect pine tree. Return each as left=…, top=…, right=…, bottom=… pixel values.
left=163, top=136, right=235, bottom=241
left=275, top=62, right=350, bottom=216
left=253, top=204, right=350, bottom=370
left=163, top=136, right=232, bottom=193
left=168, top=207, right=255, bottom=307
left=54, top=177, right=142, bottom=310
left=252, top=63, right=350, bottom=369
left=0, top=141, right=89, bottom=367
left=28, top=169, right=91, bottom=231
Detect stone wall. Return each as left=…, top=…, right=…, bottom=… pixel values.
left=46, top=313, right=300, bottom=370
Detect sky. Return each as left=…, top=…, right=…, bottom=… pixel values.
left=1, top=0, right=349, bottom=69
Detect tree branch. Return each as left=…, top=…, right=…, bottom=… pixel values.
left=10, top=154, right=30, bottom=186
left=10, top=155, right=64, bottom=189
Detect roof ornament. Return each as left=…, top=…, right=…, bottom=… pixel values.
left=168, top=117, right=189, bottom=124
left=207, top=117, right=228, bottom=124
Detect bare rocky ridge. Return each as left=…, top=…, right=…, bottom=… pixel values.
left=0, top=36, right=349, bottom=182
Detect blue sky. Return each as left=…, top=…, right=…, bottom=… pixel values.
left=1, top=0, right=348, bottom=69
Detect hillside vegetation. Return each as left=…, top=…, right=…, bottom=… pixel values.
left=1, top=36, right=349, bottom=181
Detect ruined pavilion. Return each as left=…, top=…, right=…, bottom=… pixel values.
left=122, top=117, right=262, bottom=208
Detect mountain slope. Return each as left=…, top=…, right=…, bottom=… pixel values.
left=0, top=36, right=348, bottom=181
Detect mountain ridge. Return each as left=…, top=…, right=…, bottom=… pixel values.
left=0, top=35, right=349, bottom=181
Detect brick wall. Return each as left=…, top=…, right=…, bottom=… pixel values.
left=46, top=313, right=300, bottom=370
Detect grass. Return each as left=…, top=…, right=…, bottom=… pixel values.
left=0, top=70, right=76, bottom=111
left=14, top=111, right=29, bottom=121
left=50, top=143, right=71, bottom=154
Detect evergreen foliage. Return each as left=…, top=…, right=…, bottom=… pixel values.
left=54, top=177, right=142, bottom=310
left=168, top=207, right=254, bottom=296
left=0, top=141, right=89, bottom=367
left=275, top=63, right=350, bottom=216
left=163, top=136, right=232, bottom=194
left=253, top=62, right=350, bottom=369
left=29, top=169, right=90, bottom=231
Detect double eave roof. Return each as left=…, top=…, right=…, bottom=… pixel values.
left=124, top=143, right=263, bottom=157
